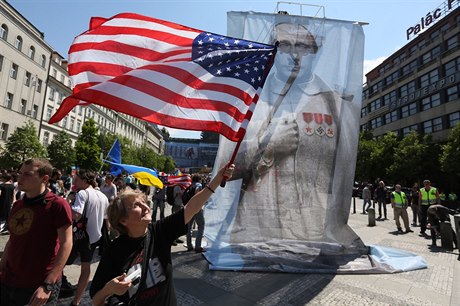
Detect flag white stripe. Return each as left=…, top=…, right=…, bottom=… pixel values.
left=73, top=33, right=193, bottom=55
left=103, top=17, right=199, bottom=40
left=91, top=82, right=252, bottom=133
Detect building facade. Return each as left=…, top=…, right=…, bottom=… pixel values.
left=361, top=2, right=460, bottom=142
left=1, top=0, right=164, bottom=155
left=165, top=139, right=218, bottom=172
left=0, top=0, right=51, bottom=145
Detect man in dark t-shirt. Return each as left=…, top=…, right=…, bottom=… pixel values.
left=0, top=158, right=73, bottom=306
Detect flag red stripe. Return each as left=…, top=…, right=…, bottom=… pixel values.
left=69, top=41, right=191, bottom=62
left=140, top=64, right=253, bottom=105
left=110, top=74, right=248, bottom=122
left=69, top=89, right=253, bottom=141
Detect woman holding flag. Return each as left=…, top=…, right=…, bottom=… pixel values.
left=89, top=163, right=234, bottom=305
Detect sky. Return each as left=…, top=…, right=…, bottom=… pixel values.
left=7, top=0, right=443, bottom=138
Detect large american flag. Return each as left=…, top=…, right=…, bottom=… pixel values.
left=49, top=13, right=276, bottom=142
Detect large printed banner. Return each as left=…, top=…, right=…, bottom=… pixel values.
left=203, top=12, right=426, bottom=273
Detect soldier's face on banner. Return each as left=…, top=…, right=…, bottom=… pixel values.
left=274, top=23, right=318, bottom=80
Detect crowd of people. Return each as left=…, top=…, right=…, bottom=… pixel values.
left=357, top=179, right=458, bottom=249
left=0, top=158, right=234, bottom=305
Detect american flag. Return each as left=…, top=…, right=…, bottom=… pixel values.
left=165, top=175, right=192, bottom=189
left=49, top=13, right=276, bottom=142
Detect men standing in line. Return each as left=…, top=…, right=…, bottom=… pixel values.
left=67, top=169, right=109, bottom=306
left=0, top=158, right=73, bottom=305
left=418, top=179, right=440, bottom=236
left=375, top=181, right=388, bottom=220
left=391, top=184, right=413, bottom=234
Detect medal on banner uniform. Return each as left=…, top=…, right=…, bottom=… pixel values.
left=302, top=112, right=314, bottom=136
left=324, top=114, right=334, bottom=138
left=314, top=113, right=325, bottom=136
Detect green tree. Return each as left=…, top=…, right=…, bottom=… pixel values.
left=388, top=131, right=428, bottom=186
left=75, top=118, right=101, bottom=170
left=374, top=132, right=398, bottom=183
left=0, top=120, right=46, bottom=169
left=47, top=130, right=75, bottom=171
left=355, top=131, right=377, bottom=182
left=160, top=127, right=170, bottom=140
left=440, top=122, right=460, bottom=192
left=201, top=131, right=219, bottom=143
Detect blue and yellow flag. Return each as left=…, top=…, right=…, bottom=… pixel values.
left=104, top=160, right=163, bottom=188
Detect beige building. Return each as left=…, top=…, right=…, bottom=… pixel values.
left=361, top=2, right=460, bottom=142
left=0, top=1, right=51, bottom=146
left=1, top=0, right=164, bottom=155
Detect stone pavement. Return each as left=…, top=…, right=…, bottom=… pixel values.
left=1, top=198, right=459, bottom=305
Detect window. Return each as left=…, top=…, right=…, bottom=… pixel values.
left=0, top=24, right=8, bottom=40
left=28, top=46, right=35, bottom=60
left=60, top=75, right=65, bottom=83
left=52, top=69, right=57, bottom=78
left=10, top=63, right=18, bottom=79
left=401, top=60, right=417, bottom=77
left=41, top=55, right=46, bottom=68
left=25, top=71, right=31, bottom=86
left=43, top=131, right=50, bottom=146
left=20, top=99, right=27, bottom=114
left=36, top=79, right=42, bottom=93
left=446, top=35, right=458, bottom=51
left=48, top=88, right=55, bottom=101
left=421, top=93, right=441, bottom=111
left=46, top=106, right=53, bottom=120
left=401, top=102, right=417, bottom=118
left=421, top=46, right=441, bottom=65
left=371, top=81, right=383, bottom=94
left=423, top=117, right=442, bottom=133
left=70, top=117, right=75, bottom=131
left=449, top=112, right=460, bottom=128
left=443, top=57, right=460, bottom=76
left=383, top=91, right=397, bottom=106
left=369, top=98, right=382, bottom=112
left=385, top=71, right=399, bottom=86
left=446, top=85, right=459, bottom=102
left=370, top=117, right=383, bottom=129
left=57, top=92, right=63, bottom=104
left=32, top=105, right=38, bottom=119
left=0, top=123, right=9, bottom=140
left=361, top=107, right=367, bottom=118
left=5, top=92, right=13, bottom=109
left=62, top=116, right=68, bottom=129
left=402, top=124, right=418, bottom=136
left=76, top=120, right=81, bottom=133
left=384, top=110, right=398, bottom=124
left=15, top=36, right=23, bottom=51
left=0, top=54, right=3, bottom=71
left=419, top=69, right=439, bottom=88
left=399, top=80, right=416, bottom=97
left=78, top=106, right=82, bottom=116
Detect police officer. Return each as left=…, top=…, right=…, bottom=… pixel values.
left=418, top=179, right=440, bottom=236
left=391, top=184, right=413, bottom=233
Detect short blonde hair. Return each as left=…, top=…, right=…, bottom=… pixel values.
left=108, top=189, right=147, bottom=236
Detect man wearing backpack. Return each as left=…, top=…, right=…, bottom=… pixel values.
left=185, top=175, right=205, bottom=252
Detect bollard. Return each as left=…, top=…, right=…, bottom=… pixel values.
left=455, top=214, right=460, bottom=250
left=352, top=197, right=356, bottom=214
left=440, top=222, right=454, bottom=250
left=368, top=207, right=376, bottom=226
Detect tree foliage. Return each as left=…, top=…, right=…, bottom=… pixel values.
left=440, top=123, right=460, bottom=191
left=0, top=120, right=46, bottom=169
left=47, top=130, right=75, bottom=171
left=201, top=131, right=219, bottom=143
left=75, top=118, right=101, bottom=171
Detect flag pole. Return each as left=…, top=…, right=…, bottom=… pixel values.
left=98, top=138, right=119, bottom=173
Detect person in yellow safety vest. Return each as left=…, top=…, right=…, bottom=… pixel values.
left=418, top=179, right=440, bottom=236
left=391, top=184, right=413, bottom=234
left=448, top=192, right=457, bottom=202
left=439, top=191, right=446, bottom=202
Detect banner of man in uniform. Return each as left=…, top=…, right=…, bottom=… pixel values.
left=204, top=11, right=426, bottom=273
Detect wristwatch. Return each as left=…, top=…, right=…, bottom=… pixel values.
left=41, top=282, right=57, bottom=293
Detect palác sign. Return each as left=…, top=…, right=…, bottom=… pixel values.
left=406, top=0, right=459, bottom=40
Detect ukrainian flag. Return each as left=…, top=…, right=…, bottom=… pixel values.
left=104, top=161, right=163, bottom=188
